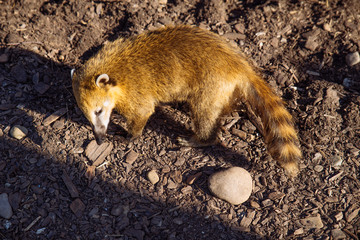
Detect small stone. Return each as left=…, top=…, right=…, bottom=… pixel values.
left=331, top=155, right=343, bottom=167
left=294, top=228, right=304, bottom=235
left=0, top=54, right=9, bottom=63
left=173, top=217, right=183, bottom=225
left=300, top=215, right=324, bottom=229
left=147, top=170, right=159, bottom=185
left=234, top=23, right=245, bottom=33
left=208, top=167, right=252, bottom=205
left=334, top=212, right=343, bottom=221
left=314, top=165, right=324, bottom=172
left=11, top=64, right=27, bottom=83
left=125, top=150, right=138, bottom=165
left=32, top=72, right=39, bottom=84
left=250, top=200, right=260, bottom=209
left=111, top=204, right=128, bottom=216
left=0, top=193, right=13, bottom=219
left=10, top=125, right=28, bottom=139
left=167, top=179, right=178, bottom=189
left=174, top=157, right=186, bottom=166
left=343, top=78, right=353, bottom=88
left=34, top=82, right=50, bottom=94
left=313, top=152, right=322, bottom=161
left=346, top=52, right=360, bottom=66
left=323, top=23, right=332, bottom=32
left=331, top=229, right=347, bottom=240
left=305, top=37, right=318, bottom=51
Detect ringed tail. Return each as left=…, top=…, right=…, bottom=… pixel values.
left=241, top=70, right=302, bottom=177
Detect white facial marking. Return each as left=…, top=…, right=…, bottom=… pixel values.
left=71, top=69, right=75, bottom=79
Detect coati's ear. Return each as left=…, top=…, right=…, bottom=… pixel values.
left=95, top=74, right=110, bottom=88
left=71, top=69, right=75, bottom=79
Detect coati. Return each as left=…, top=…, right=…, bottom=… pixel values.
left=72, top=25, right=302, bottom=176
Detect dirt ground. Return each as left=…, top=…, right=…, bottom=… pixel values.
left=0, top=0, right=360, bottom=239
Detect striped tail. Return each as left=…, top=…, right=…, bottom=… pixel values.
left=242, top=72, right=302, bottom=177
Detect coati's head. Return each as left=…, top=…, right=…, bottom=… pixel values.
left=72, top=69, right=118, bottom=145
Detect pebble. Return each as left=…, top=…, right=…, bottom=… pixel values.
left=300, top=215, right=324, bottom=229
left=10, top=64, right=27, bottom=83
left=10, top=125, right=28, bottom=139
left=125, top=150, right=138, bottom=165
left=147, top=170, right=160, bottom=184
left=294, top=228, right=304, bottom=235
left=343, top=78, right=353, bottom=88
left=173, top=217, right=183, bottom=225
left=0, top=193, right=13, bottom=219
left=330, top=155, right=343, bottom=167
left=346, top=52, right=360, bottom=66
left=208, top=167, right=252, bottom=205
left=305, top=37, right=318, bottom=51
left=111, top=204, right=128, bottom=216
left=331, top=229, right=347, bottom=240
left=314, top=165, right=324, bottom=172
left=34, top=82, right=50, bottom=94
left=0, top=54, right=9, bottom=63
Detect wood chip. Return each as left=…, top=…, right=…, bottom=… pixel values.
left=85, top=140, right=113, bottom=166
left=186, top=172, right=202, bottom=185
left=23, top=216, right=41, bottom=231
left=62, top=171, right=79, bottom=198
left=345, top=207, right=360, bottom=222
left=0, top=104, right=16, bottom=110
left=70, top=198, right=85, bottom=217
left=42, top=108, right=67, bottom=126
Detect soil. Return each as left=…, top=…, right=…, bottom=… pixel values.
left=1, top=0, right=360, bottom=239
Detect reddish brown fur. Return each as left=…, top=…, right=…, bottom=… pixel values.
left=72, top=25, right=302, bottom=176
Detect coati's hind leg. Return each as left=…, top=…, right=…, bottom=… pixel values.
left=177, top=107, right=222, bottom=147
left=178, top=81, right=236, bottom=147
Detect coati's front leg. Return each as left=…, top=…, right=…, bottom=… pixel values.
left=124, top=105, right=155, bottom=140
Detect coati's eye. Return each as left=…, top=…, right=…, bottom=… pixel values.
left=95, top=109, right=103, bottom=116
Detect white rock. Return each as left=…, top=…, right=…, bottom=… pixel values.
left=10, top=125, right=28, bottom=139
left=346, top=52, right=360, bottom=66
left=208, top=167, right=252, bottom=205
left=0, top=193, right=13, bottom=219
left=147, top=170, right=160, bottom=185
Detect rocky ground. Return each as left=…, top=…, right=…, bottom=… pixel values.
left=0, top=0, right=359, bottom=239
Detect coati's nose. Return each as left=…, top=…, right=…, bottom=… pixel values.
left=91, top=124, right=106, bottom=145
left=94, top=133, right=105, bottom=145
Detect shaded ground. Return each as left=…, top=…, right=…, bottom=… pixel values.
left=0, top=0, right=359, bottom=239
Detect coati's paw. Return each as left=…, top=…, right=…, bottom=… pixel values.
left=177, top=136, right=213, bottom=147
left=282, top=162, right=299, bottom=178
